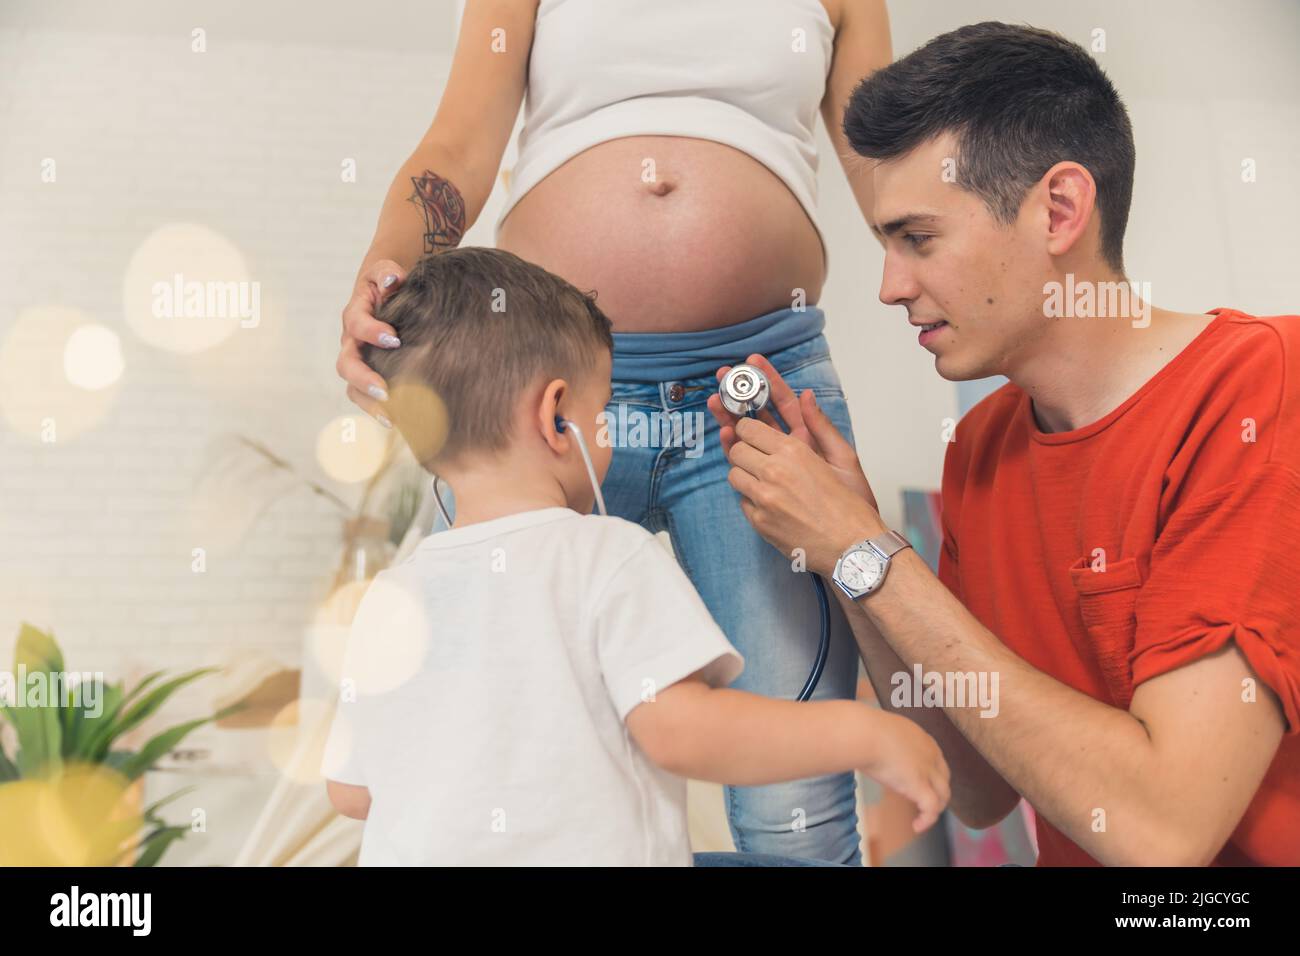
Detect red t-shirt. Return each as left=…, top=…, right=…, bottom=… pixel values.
left=939, top=308, right=1300, bottom=866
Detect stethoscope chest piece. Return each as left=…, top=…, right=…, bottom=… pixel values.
left=719, top=364, right=771, bottom=417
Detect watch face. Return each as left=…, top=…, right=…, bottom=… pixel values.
left=840, top=548, right=885, bottom=593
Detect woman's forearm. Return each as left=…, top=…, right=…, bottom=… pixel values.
left=355, top=141, right=484, bottom=280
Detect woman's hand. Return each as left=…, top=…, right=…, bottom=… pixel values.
left=337, top=258, right=407, bottom=427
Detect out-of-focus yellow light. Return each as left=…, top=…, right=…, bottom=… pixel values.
left=315, top=414, right=391, bottom=484
left=122, top=222, right=252, bottom=354
left=309, top=575, right=430, bottom=694
left=309, top=579, right=370, bottom=690
left=317, top=703, right=355, bottom=783
left=0, top=764, right=142, bottom=866
left=266, top=697, right=334, bottom=785
left=63, top=323, right=124, bottom=390
left=383, top=381, right=450, bottom=467
left=0, top=306, right=118, bottom=442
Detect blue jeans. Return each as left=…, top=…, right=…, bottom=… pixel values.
left=601, top=332, right=863, bottom=865
left=693, top=852, right=852, bottom=867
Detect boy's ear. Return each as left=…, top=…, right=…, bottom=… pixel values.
left=538, top=377, right=568, bottom=452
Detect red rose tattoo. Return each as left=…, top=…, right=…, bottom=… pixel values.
left=408, top=170, right=466, bottom=253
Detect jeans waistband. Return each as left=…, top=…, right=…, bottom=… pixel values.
left=610, top=306, right=825, bottom=383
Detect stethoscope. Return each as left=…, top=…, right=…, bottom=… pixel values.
left=428, top=365, right=828, bottom=703
left=718, top=365, right=830, bottom=703
left=430, top=416, right=606, bottom=529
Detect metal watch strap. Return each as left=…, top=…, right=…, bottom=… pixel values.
left=872, top=529, right=912, bottom=559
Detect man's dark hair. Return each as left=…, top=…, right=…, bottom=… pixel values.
left=364, top=247, right=613, bottom=470
left=844, top=21, right=1135, bottom=272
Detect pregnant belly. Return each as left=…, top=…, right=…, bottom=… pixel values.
left=496, top=136, right=826, bottom=333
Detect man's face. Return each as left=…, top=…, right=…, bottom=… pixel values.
left=870, top=134, right=1050, bottom=381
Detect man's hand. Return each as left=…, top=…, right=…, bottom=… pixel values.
left=708, top=354, right=877, bottom=506
left=706, top=354, right=885, bottom=575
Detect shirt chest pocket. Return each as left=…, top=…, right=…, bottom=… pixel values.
left=1068, top=555, right=1144, bottom=708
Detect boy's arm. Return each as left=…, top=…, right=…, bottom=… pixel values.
left=626, top=670, right=949, bottom=832
left=835, top=588, right=1023, bottom=829
left=326, top=780, right=372, bottom=820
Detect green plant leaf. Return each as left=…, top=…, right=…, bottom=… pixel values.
left=102, top=750, right=135, bottom=774
left=1, top=623, right=69, bottom=776
left=39, top=705, right=62, bottom=776
left=119, top=704, right=239, bottom=781
left=103, top=787, right=200, bottom=865
left=132, top=824, right=189, bottom=867
left=4, top=701, right=63, bottom=777
left=2, top=711, right=40, bottom=774
left=0, top=745, right=18, bottom=782
left=14, top=621, right=64, bottom=675
left=142, top=785, right=197, bottom=826
left=60, top=673, right=108, bottom=758
left=117, top=670, right=167, bottom=711
left=107, top=668, right=220, bottom=750
left=72, top=682, right=124, bottom=762
left=60, top=682, right=79, bottom=752
left=71, top=672, right=163, bottom=762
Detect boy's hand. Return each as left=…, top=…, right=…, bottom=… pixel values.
left=326, top=779, right=373, bottom=820
left=862, top=711, right=951, bottom=833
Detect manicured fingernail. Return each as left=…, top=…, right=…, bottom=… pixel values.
left=368, top=384, right=388, bottom=401
left=378, top=333, right=401, bottom=348
left=376, top=414, right=392, bottom=429
left=381, top=274, right=398, bottom=288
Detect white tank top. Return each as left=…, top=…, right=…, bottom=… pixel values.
left=494, top=0, right=835, bottom=260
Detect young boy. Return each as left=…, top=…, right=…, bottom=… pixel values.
left=322, top=247, right=948, bottom=865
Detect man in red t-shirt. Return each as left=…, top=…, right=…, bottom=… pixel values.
left=710, top=23, right=1298, bottom=865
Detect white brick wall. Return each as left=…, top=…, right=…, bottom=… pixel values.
left=0, top=25, right=469, bottom=744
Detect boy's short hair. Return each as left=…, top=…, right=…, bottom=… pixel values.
left=843, top=21, right=1135, bottom=273
left=363, top=247, right=614, bottom=470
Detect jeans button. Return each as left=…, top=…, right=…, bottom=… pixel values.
left=667, top=383, right=684, bottom=402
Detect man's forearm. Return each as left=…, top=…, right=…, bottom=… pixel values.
left=858, top=548, right=1195, bottom=864
left=832, top=584, right=1020, bottom=828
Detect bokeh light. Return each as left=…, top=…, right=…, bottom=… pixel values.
left=63, top=323, right=125, bottom=390
left=384, top=381, right=450, bottom=467
left=0, top=763, right=142, bottom=866
left=122, top=222, right=252, bottom=354
left=266, top=697, right=334, bottom=785
left=315, top=414, right=391, bottom=484
left=309, top=575, right=429, bottom=694
left=0, top=305, right=118, bottom=442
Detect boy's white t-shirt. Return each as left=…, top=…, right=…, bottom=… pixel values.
left=321, top=506, right=744, bottom=866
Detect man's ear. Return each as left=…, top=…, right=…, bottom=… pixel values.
left=1040, top=161, right=1098, bottom=260
left=537, top=378, right=568, bottom=453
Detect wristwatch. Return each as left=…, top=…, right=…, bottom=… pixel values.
left=831, top=530, right=913, bottom=600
